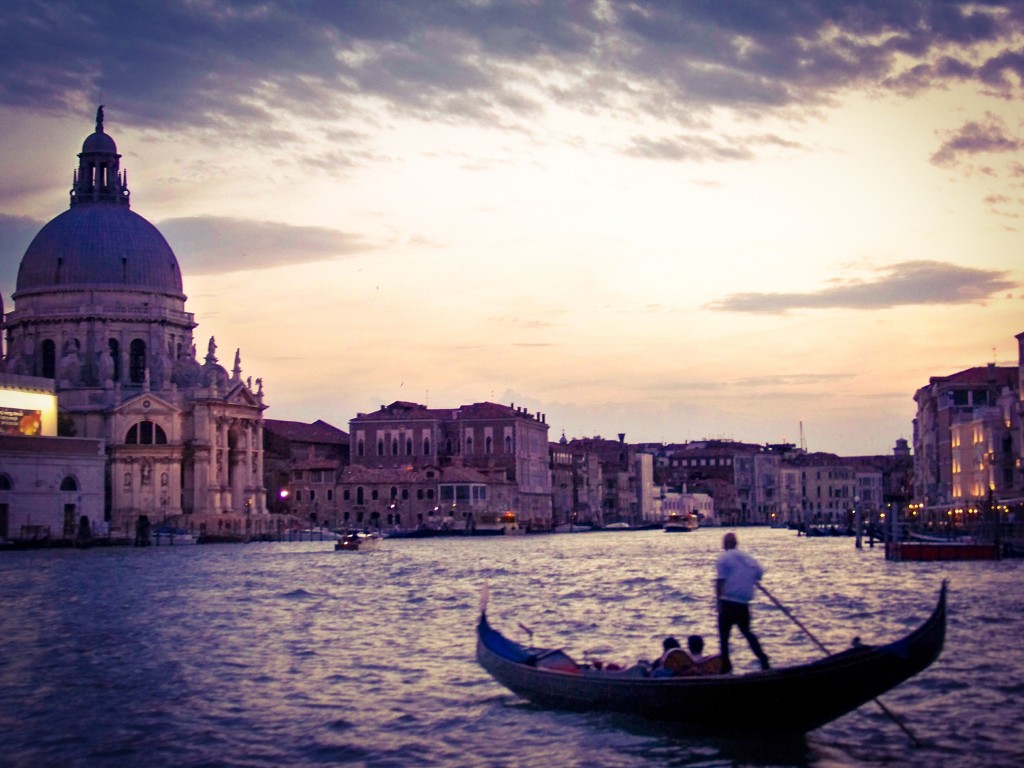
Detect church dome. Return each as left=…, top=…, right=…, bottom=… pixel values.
left=82, top=130, right=117, bottom=154
left=15, top=205, right=183, bottom=296
left=14, top=106, right=184, bottom=298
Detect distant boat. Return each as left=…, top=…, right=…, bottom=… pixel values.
left=336, top=532, right=383, bottom=552
left=151, top=527, right=197, bottom=545
left=553, top=523, right=592, bottom=534
left=471, top=511, right=525, bottom=536
left=663, top=512, right=698, bottom=533
left=603, top=521, right=630, bottom=530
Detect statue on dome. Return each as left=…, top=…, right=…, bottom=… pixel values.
left=96, top=104, right=105, bottom=132
left=206, top=336, right=218, bottom=364
left=233, top=348, right=242, bottom=380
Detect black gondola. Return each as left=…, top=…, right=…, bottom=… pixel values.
left=476, top=581, right=946, bottom=735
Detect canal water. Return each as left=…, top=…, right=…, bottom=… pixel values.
left=1, top=528, right=1020, bottom=768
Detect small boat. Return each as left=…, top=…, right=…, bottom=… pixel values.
left=335, top=532, right=383, bottom=552
left=471, top=511, right=525, bottom=536
left=602, top=521, right=630, bottom=530
left=151, top=526, right=197, bottom=545
left=663, top=512, right=698, bottom=532
left=476, top=582, right=946, bottom=735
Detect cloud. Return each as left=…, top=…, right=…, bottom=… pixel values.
left=157, top=217, right=371, bottom=275
left=2, top=1, right=1023, bottom=146
left=706, top=260, right=1017, bottom=314
left=931, top=114, right=1024, bottom=167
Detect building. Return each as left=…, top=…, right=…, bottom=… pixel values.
left=913, top=344, right=1022, bottom=514
left=263, top=418, right=349, bottom=529
left=340, top=400, right=552, bottom=531
left=0, top=373, right=106, bottom=541
left=1, top=108, right=270, bottom=540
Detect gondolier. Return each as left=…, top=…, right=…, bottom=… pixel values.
left=715, top=531, right=770, bottom=673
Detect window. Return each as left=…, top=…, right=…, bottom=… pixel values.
left=129, top=339, right=146, bottom=384
left=423, top=438, right=431, bottom=455
left=125, top=421, right=167, bottom=445
left=391, top=438, right=398, bottom=456
left=0, top=475, right=12, bottom=490
left=357, top=439, right=365, bottom=457
left=377, top=439, right=384, bottom=456
left=60, top=476, right=78, bottom=491
left=406, top=438, right=413, bottom=455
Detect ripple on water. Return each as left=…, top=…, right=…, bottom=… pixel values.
left=0, top=531, right=1021, bottom=768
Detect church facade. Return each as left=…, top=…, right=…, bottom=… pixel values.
left=1, top=108, right=271, bottom=540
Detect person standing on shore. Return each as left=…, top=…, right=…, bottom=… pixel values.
left=715, top=531, right=770, bottom=673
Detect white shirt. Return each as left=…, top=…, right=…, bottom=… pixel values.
left=716, top=548, right=763, bottom=603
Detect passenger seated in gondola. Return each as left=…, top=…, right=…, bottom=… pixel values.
left=683, top=634, right=723, bottom=675
left=651, top=635, right=722, bottom=676
left=651, top=636, right=693, bottom=676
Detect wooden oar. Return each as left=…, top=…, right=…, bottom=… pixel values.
left=757, top=584, right=924, bottom=747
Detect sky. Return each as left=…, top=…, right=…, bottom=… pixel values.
left=0, top=1, right=1021, bottom=456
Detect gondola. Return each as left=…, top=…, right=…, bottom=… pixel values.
left=476, top=581, right=946, bottom=735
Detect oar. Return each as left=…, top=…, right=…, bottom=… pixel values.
left=757, top=584, right=924, bottom=748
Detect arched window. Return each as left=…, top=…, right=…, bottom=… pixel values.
left=505, top=436, right=513, bottom=453
left=357, top=439, right=364, bottom=457
left=356, top=487, right=365, bottom=505
left=129, top=339, right=146, bottom=384
left=406, top=438, right=413, bottom=455
left=60, top=476, right=78, bottom=491
left=485, top=436, right=493, bottom=454
left=41, top=339, right=57, bottom=379
left=377, top=439, right=384, bottom=456
left=466, top=436, right=473, bottom=454
left=0, top=474, right=12, bottom=490
left=391, top=438, right=398, bottom=456
left=125, top=420, right=167, bottom=445
left=390, top=486, right=398, bottom=500
left=423, top=438, right=431, bottom=455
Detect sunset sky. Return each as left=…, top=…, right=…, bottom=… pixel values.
left=1, top=1, right=1021, bottom=455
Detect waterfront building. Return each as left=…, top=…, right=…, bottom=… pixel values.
left=340, top=400, right=552, bottom=531
left=550, top=435, right=605, bottom=528
left=263, top=418, right=349, bottom=529
left=651, top=485, right=715, bottom=527
left=913, top=351, right=1022, bottom=512
left=0, top=373, right=106, bottom=541
left=1, top=109, right=269, bottom=540
left=565, top=435, right=652, bottom=526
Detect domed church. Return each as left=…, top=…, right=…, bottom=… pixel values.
left=2, top=107, right=271, bottom=539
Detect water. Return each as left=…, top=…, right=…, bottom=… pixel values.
left=1, top=528, right=1021, bottom=768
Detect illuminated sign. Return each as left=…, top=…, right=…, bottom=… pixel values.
left=0, top=407, right=43, bottom=436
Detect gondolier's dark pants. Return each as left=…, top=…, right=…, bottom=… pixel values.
left=718, top=599, right=769, bottom=673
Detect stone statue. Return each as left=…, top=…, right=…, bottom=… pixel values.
left=59, top=341, right=81, bottom=386
left=96, top=104, right=105, bottom=131
left=206, top=336, right=217, bottom=364
left=98, top=349, right=115, bottom=385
